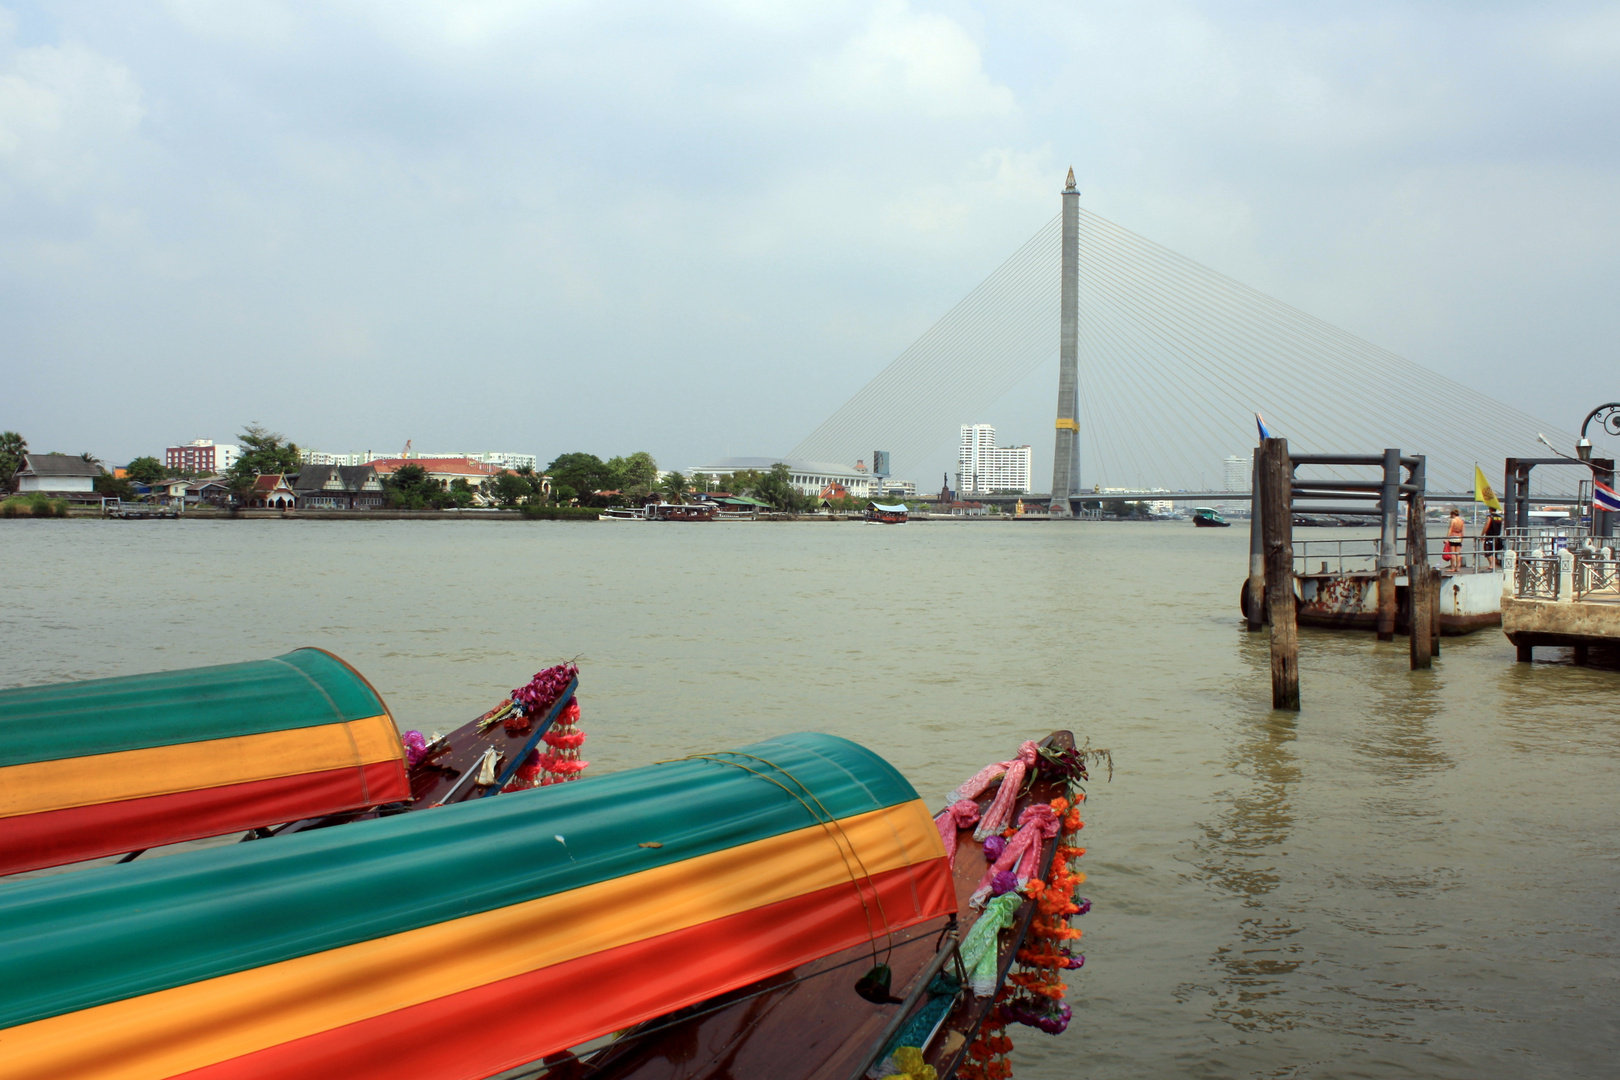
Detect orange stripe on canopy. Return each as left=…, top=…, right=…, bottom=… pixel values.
left=0, top=715, right=402, bottom=820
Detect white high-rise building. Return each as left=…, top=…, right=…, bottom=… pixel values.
left=1224, top=454, right=1248, bottom=492
left=958, top=425, right=1033, bottom=495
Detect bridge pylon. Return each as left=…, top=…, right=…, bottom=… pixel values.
left=1049, top=167, right=1081, bottom=517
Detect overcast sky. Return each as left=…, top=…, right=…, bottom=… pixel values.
left=3, top=1, right=1616, bottom=481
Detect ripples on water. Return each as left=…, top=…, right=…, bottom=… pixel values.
left=4, top=518, right=1617, bottom=1078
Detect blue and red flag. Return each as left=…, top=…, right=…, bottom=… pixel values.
left=1595, top=479, right=1620, bottom=514
left=1256, top=413, right=1276, bottom=441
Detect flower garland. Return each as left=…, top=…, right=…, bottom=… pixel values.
left=1004, top=794, right=1089, bottom=1036
left=503, top=662, right=580, bottom=735
left=536, top=698, right=588, bottom=785
left=878, top=1046, right=938, bottom=1080
left=958, top=987, right=1014, bottom=1080
left=950, top=743, right=1100, bottom=1079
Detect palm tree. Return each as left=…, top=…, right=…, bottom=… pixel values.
left=659, top=471, right=687, bottom=504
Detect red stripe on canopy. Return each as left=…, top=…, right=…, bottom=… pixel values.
left=0, top=761, right=409, bottom=876
left=170, top=856, right=955, bottom=1080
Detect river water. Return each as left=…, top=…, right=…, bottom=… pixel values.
left=4, top=518, right=1617, bottom=1078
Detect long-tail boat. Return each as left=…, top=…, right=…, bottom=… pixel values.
left=0, top=653, right=1094, bottom=1080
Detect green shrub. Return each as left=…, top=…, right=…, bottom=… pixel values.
left=1, top=493, right=68, bottom=518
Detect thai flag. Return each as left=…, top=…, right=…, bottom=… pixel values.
left=1595, top=479, right=1620, bottom=513
left=1256, top=413, right=1276, bottom=441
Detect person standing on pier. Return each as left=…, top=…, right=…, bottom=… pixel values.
left=1481, top=508, right=1504, bottom=569
left=1444, top=507, right=1465, bottom=570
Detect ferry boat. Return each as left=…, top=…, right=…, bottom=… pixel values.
left=0, top=652, right=1094, bottom=1080
left=866, top=501, right=910, bottom=524
left=1193, top=506, right=1230, bottom=528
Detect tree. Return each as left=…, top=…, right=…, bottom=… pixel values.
left=754, top=463, right=805, bottom=510
left=233, top=425, right=301, bottom=474
left=383, top=464, right=446, bottom=509
left=659, top=471, right=687, bottom=504
left=546, top=452, right=615, bottom=505
left=491, top=470, right=533, bottom=508
left=226, top=424, right=302, bottom=499
left=606, top=451, right=659, bottom=501
left=722, top=468, right=764, bottom=497
left=125, top=456, right=168, bottom=485
left=94, top=473, right=135, bottom=500
left=0, top=432, right=25, bottom=492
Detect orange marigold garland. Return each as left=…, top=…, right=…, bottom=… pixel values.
left=1001, top=793, right=1089, bottom=1035
left=948, top=740, right=1104, bottom=1078
left=958, top=987, right=1015, bottom=1080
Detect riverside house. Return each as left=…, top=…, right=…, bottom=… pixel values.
left=291, top=465, right=386, bottom=510
left=13, top=454, right=99, bottom=495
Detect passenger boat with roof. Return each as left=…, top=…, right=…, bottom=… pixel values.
left=866, top=501, right=910, bottom=524
left=0, top=651, right=1095, bottom=1080
left=1192, top=506, right=1230, bottom=527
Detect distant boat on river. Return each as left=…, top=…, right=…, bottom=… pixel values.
left=598, top=502, right=718, bottom=522
left=1192, top=507, right=1230, bottom=528
left=865, top=501, right=909, bottom=524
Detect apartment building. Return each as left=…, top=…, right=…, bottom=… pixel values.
left=165, top=440, right=239, bottom=475
left=957, top=425, right=1032, bottom=495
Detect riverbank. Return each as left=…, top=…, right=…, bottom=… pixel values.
left=34, top=507, right=1052, bottom=522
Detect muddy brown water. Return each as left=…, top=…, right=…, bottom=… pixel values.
left=3, top=518, right=1617, bottom=1078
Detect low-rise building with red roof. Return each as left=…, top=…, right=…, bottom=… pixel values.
left=246, top=474, right=297, bottom=509
left=366, top=458, right=505, bottom=485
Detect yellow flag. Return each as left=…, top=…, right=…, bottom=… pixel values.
left=1475, top=464, right=1501, bottom=511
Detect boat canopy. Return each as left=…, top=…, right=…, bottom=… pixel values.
left=0, top=732, right=954, bottom=1080
left=869, top=502, right=909, bottom=512
left=0, top=649, right=409, bottom=876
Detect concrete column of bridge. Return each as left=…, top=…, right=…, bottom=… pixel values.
left=1049, top=167, right=1080, bottom=518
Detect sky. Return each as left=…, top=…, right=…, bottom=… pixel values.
left=2, top=1, right=1617, bottom=484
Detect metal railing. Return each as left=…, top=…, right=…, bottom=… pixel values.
left=1292, top=536, right=1501, bottom=576
left=1574, top=557, right=1620, bottom=601
left=1515, top=556, right=1561, bottom=600
left=1504, top=524, right=1589, bottom=558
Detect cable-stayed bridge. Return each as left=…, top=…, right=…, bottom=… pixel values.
left=791, top=174, right=1584, bottom=503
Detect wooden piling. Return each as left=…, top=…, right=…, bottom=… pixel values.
left=1244, top=447, right=1265, bottom=631
left=1376, top=448, right=1400, bottom=641
left=1376, top=568, right=1397, bottom=641
left=1410, top=564, right=1434, bottom=669
left=1259, top=438, right=1299, bottom=709
left=1430, top=570, right=1441, bottom=658
left=1407, top=488, right=1433, bottom=670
